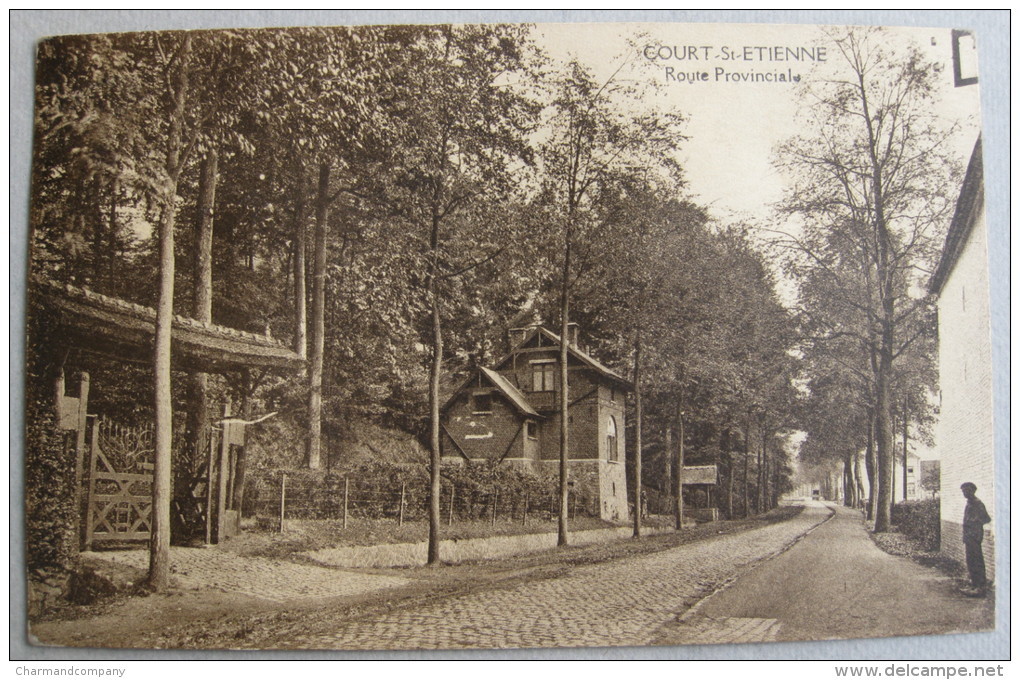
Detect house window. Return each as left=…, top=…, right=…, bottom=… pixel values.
left=525, top=421, right=537, bottom=440
left=531, top=361, right=556, bottom=392
left=607, top=415, right=618, bottom=462
left=472, top=392, right=492, bottom=414
left=907, top=467, right=914, bottom=475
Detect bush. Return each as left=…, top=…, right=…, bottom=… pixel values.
left=245, top=460, right=600, bottom=523
left=892, top=498, right=940, bottom=551
left=25, top=394, right=79, bottom=571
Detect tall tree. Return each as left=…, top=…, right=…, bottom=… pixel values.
left=384, top=25, right=538, bottom=564
left=245, top=26, right=405, bottom=469
left=149, top=33, right=196, bottom=589
left=577, top=186, right=705, bottom=535
left=540, top=59, right=684, bottom=545
left=777, top=27, right=958, bottom=532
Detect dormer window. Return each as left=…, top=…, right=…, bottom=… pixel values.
left=531, top=360, right=556, bottom=392
left=472, top=392, right=492, bottom=414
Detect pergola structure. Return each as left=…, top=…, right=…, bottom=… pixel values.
left=32, top=277, right=304, bottom=374
left=31, top=277, right=304, bottom=549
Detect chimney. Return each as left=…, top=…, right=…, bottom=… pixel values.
left=508, top=326, right=532, bottom=348
left=567, top=322, right=580, bottom=347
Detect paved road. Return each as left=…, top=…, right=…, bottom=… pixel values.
left=656, top=504, right=994, bottom=646
left=277, top=504, right=830, bottom=650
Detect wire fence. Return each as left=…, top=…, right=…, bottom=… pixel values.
left=250, top=472, right=599, bottom=530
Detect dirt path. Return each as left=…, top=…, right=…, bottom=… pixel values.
left=654, top=505, right=994, bottom=646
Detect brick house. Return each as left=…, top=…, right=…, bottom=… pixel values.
left=928, top=137, right=994, bottom=578
left=441, top=324, right=632, bottom=521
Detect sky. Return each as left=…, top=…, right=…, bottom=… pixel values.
left=532, top=22, right=985, bottom=462
left=534, top=22, right=983, bottom=227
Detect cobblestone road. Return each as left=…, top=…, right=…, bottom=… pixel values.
left=83, top=548, right=411, bottom=603
left=284, top=504, right=831, bottom=650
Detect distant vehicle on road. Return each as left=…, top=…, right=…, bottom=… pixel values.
left=812, top=490, right=821, bottom=501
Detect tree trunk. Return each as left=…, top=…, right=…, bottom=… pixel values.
left=902, top=400, right=909, bottom=500
left=890, top=438, right=897, bottom=508
left=231, top=371, right=252, bottom=514
left=90, top=179, right=104, bottom=287
left=106, top=181, right=118, bottom=287
left=843, top=453, right=855, bottom=507
left=557, top=226, right=572, bottom=546
left=305, top=162, right=329, bottom=470
left=666, top=423, right=677, bottom=529
left=874, top=347, right=895, bottom=531
left=860, top=62, right=896, bottom=534
left=149, top=35, right=192, bottom=591
left=756, top=427, right=765, bottom=514
left=292, top=168, right=308, bottom=361
left=743, top=420, right=751, bottom=517
left=865, top=407, right=877, bottom=520
left=632, top=333, right=642, bottom=538
left=676, top=406, right=685, bottom=529
left=854, top=453, right=866, bottom=509
left=727, top=450, right=735, bottom=519
left=427, top=290, right=443, bottom=565
left=187, top=150, right=217, bottom=478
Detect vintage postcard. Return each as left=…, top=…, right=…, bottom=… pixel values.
left=17, top=15, right=1000, bottom=656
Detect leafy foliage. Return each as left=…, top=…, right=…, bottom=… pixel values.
left=27, top=25, right=818, bottom=556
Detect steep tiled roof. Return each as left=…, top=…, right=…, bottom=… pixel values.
left=500, top=326, right=632, bottom=389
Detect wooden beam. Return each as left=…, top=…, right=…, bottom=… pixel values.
left=440, top=423, right=472, bottom=462
left=569, top=388, right=598, bottom=408
left=497, top=423, right=524, bottom=464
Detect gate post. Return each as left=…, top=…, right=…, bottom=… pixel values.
left=215, top=403, right=231, bottom=542
left=205, top=428, right=217, bottom=545
left=83, top=417, right=99, bottom=551
left=73, top=373, right=90, bottom=549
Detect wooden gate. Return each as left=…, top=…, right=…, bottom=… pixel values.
left=84, top=418, right=154, bottom=549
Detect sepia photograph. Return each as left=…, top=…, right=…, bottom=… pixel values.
left=11, top=11, right=1008, bottom=661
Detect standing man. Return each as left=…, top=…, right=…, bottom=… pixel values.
left=960, top=482, right=991, bottom=596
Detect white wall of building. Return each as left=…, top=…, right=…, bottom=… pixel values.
left=934, top=195, right=995, bottom=571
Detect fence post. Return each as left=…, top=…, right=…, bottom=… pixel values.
left=398, top=481, right=406, bottom=526
left=448, top=483, right=455, bottom=527
left=491, top=490, right=498, bottom=527
left=280, top=473, right=287, bottom=533
left=343, top=476, right=349, bottom=529
left=570, top=490, right=576, bottom=520
left=523, top=492, right=529, bottom=526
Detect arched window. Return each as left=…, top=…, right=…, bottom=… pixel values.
left=607, top=416, right=618, bottom=462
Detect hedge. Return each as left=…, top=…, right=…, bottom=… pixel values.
left=246, top=460, right=601, bottom=522
left=891, top=498, right=941, bottom=551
